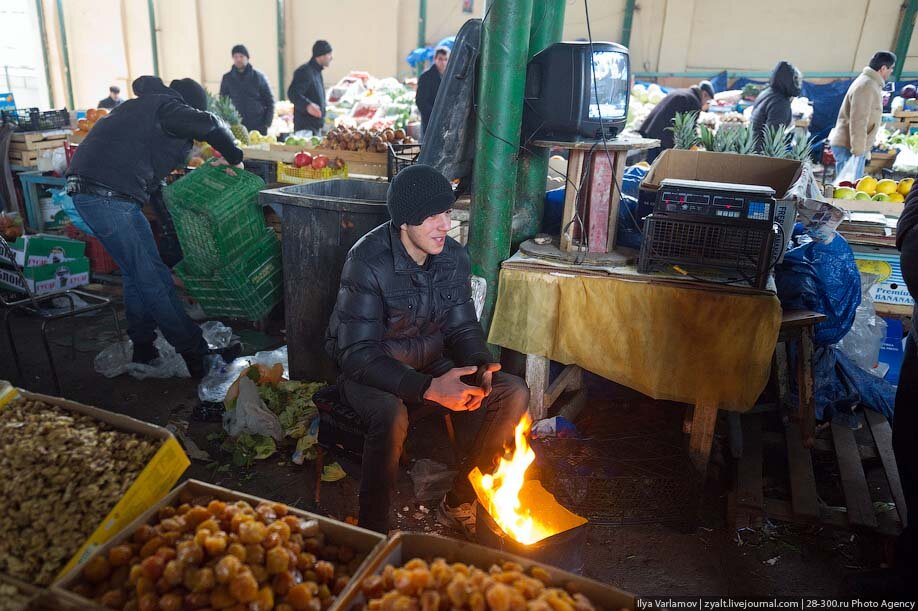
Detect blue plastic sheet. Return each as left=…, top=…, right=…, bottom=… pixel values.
left=406, top=36, right=456, bottom=68
left=775, top=234, right=861, bottom=346
left=53, top=189, right=94, bottom=235
left=616, top=165, right=649, bottom=250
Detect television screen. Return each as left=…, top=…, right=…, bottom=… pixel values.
left=588, top=50, right=629, bottom=120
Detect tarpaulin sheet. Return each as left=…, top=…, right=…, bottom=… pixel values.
left=488, top=268, right=782, bottom=411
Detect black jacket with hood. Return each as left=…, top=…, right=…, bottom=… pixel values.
left=898, top=186, right=918, bottom=342
left=750, top=61, right=801, bottom=151
left=67, top=76, right=242, bottom=205
left=325, top=222, right=492, bottom=404
left=219, top=64, right=275, bottom=134
left=638, top=86, right=705, bottom=151
left=288, top=58, right=326, bottom=133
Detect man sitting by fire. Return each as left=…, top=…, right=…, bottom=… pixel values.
left=325, top=164, right=529, bottom=535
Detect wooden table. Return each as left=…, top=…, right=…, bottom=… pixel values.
left=532, top=136, right=658, bottom=254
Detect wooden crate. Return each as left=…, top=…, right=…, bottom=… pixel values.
left=7, top=150, right=39, bottom=166
left=10, top=129, right=69, bottom=146
left=730, top=409, right=906, bottom=537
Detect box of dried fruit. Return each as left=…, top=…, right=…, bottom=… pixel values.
left=0, top=385, right=190, bottom=586
left=54, top=479, right=387, bottom=610
left=339, top=532, right=637, bottom=611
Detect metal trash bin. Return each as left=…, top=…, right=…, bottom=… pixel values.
left=260, top=179, right=390, bottom=382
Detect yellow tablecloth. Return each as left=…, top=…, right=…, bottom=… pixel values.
left=488, top=268, right=782, bottom=411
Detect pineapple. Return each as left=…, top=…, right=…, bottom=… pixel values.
left=732, top=125, right=756, bottom=155
left=788, top=133, right=817, bottom=163
left=668, top=111, right=700, bottom=150
left=699, top=124, right=715, bottom=151
left=209, top=94, right=249, bottom=145
left=712, top=125, right=737, bottom=152
left=760, top=124, right=789, bottom=159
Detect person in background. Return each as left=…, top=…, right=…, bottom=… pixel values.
left=98, top=86, right=122, bottom=110
left=219, top=44, right=275, bottom=135
left=638, top=80, right=715, bottom=164
left=829, top=51, right=895, bottom=179
left=416, top=46, right=449, bottom=136
left=750, top=60, right=802, bottom=152
left=288, top=40, right=333, bottom=134
left=66, top=76, right=243, bottom=378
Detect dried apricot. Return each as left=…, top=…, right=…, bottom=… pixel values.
left=139, top=535, right=165, bottom=558
left=239, top=520, right=268, bottom=544
left=108, top=544, right=134, bottom=567
left=245, top=543, right=266, bottom=565
left=158, top=592, right=183, bottom=611
left=273, top=571, right=296, bottom=596
left=205, top=533, right=229, bottom=555
left=140, top=554, right=165, bottom=581
left=266, top=545, right=290, bottom=574
left=227, top=542, right=247, bottom=561
left=82, top=555, right=112, bottom=584
left=315, top=560, right=335, bottom=583
left=215, top=554, right=242, bottom=583
left=286, top=583, right=314, bottom=610
left=229, top=569, right=259, bottom=602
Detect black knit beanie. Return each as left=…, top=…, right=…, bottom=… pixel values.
left=312, top=40, right=333, bottom=58
left=169, top=78, right=207, bottom=111
left=231, top=44, right=249, bottom=58
left=387, top=164, right=455, bottom=227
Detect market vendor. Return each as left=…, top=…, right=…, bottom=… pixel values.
left=66, top=76, right=243, bottom=377
left=325, top=164, right=529, bottom=535
left=829, top=51, right=895, bottom=179
left=97, top=85, right=122, bottom=110
left=416, top=46, right=449, bottom=135
left=638, top=80, right=714, bottom=163
left=219, top=44, right=275, bottom=135
left=750, top=60, right=802, bottom=152
left=288, top=40, right=333, bottom=134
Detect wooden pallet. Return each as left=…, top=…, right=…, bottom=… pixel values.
left=731, top=410, right=906, bottom=537
left=10, top=130, right=69, bottom=146
left=7, top=149, right=39, bottom=166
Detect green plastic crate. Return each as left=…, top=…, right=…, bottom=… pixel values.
left=164, top=164, right=267, bottom=274
left=175, top=230, right=282, bottom=321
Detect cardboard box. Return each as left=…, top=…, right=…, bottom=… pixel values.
left=339, top=532, right=637, bottom=611
left=54, top=480, right=387, bottom=609
left=0, top=387, right=189, bottom=582
left=852, top=244, right=916, bottom=307
left=830, top=198, right=905, bottom=218
left=640, top=149, right=805, bottom=262
left=0, top=233, right=85, bottom=267
left=0, top=256, right=90, bottom=295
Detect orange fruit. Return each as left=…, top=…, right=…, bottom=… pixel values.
left=86, top=108, right=99, bottom=122
left=77, top=118, right=89, bottom=130
left=96, top=108, right=109, bottom=117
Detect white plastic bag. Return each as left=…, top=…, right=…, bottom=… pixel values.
left=836, top=154, right=861, bottom=184
left=198, top=345, right=288, bottom=403
left=837, top=272, right=887, bottom=374
left=223, top=377, right=285, bottom=441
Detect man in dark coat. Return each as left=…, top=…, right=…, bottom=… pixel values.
left=750, top=61, right=802, bottom=151
left=288, top=40, right=333, bottom=134
left=98, top=86, right=122, bottom=109
left=66, top=76, right=243, bottom=377
left=416, top=46, right=449, bottom=135
left=326, top=164, right=529, bottom=535
left=639, top=80, right=714, bottom=163
left=219, top=44, right=275, bottom=135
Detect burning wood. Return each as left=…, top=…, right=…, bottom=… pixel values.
left=469, top=414, right=586, bottom=545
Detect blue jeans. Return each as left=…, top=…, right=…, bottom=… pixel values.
left=72, top=193, right=206, bottom=355
left=831, top=145, right=866, bottom=180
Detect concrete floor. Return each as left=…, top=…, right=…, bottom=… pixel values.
left=0, top=300, right=892, bottom=598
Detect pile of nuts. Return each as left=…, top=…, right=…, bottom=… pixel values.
left=70, top=493, right=365, bottom=610
left=0, top=582, right=31, bottom=611
left=0, top=398, right=159, bottom=585
left=360, top=558, right=600, bottom=611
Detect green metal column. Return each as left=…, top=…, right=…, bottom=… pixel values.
left=147, top=0, right=160, bottom=77
left=54, top=0, right=74, bottom=109
left=417, top=0, right=428, bottom=77
left=893, top=0, right=918, bottom=84
left=276, top=0, right=286, bottom=99
left=35, top=0, right=55, bottom=108
left=621, top=0, right=636, bottom=48
left=511, top=0, right=565, bottom=247
left=468, top=0, right=534, bottom=334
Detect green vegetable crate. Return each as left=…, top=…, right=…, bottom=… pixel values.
left=175, top=229, right=282, bottom=321
left=164, top=163, right=267, bottom=275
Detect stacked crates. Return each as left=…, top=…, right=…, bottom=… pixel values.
left=164, top=163, right=281, bottom=320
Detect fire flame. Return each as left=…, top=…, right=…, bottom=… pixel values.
left=468, top=414, right=555, bottom=545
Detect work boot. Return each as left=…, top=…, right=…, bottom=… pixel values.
left=131, top=342, right=159, bottom=365
left=436, top=496, right=477, bottom=539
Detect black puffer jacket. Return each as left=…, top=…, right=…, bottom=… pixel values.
left=67, top=76, right=242, bottom=205
left=750, top=61, right=801, bottom=151
left=326, top=222, right=492, bottom=403
left=219, top=64, right=275, bottom=134
left=288, top=58, right=326, bottom=133
left=638, top=87, right=704, bottom=151
left=898, top=184, right=918, bottom=342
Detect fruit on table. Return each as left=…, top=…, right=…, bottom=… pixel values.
left=209, top=94, right=249, bottom=144
left=889, top=192, right=905, bottom=203
left=875, top=179, right=898, bottom=195
left=70, top=494, right=366, bottom=609
left=0, top=397, right=160, bottom=585
left=856, top=176, right=877, bottom=195
left=311, top=155, right=329, bottom=170
left=833, top=187, right=856, bottom=200
left=854, top=191, right=872, bottom=201
left=293, top=151, right=313, bottom=168
left=361, top=558, right=603, bottom=611
left=837, top=180, right=856, bottom=188
left=899, top=177, right=914, bottom=194
left=872, top=193, right=891, bottom=202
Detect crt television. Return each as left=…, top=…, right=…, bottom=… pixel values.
left=523, top=41, right=630, bottom=140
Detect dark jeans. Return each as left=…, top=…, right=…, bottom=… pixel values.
left=72, top=193, right=206, bottom=355
left=340, top=371, right=530, bottom=533
left=893, top=335, right=917, bottom=568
